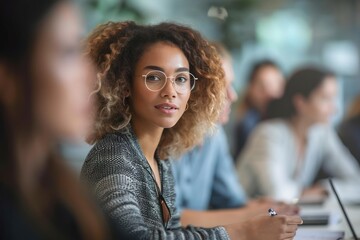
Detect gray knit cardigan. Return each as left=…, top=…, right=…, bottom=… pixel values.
left=80, top=127, right=230, bottom=240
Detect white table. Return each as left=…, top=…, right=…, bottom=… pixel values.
left=299, top=195, right=360, bottom=239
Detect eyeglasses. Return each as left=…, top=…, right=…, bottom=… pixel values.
left=142, top=70, right=198, bottom=94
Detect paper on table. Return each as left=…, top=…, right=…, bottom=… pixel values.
left=295, top=229, right=344, bottom=240
left=299, top=210, right=342, bottom=226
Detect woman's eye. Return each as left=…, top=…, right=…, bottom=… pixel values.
left=147, top=75, right=161, bottom=81
left=175, top=76, right=188, bottom=84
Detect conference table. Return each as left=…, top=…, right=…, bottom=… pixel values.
left=297, top=194, right=360, bottom=239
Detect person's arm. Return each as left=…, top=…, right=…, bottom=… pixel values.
left=225, top=215, right=303, bottom=240
left=237, top=123, right=301, bottom=202
left=180, top=198, right=299, bottom=228
left=180, top=207, right=256, bottom=228
left=81, top=148, right=230, bottom=240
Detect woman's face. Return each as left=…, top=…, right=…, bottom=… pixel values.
left=131, top=42, right=191, bottom=130
left=299, top=77, right=338, bottom=124
left=31, top=2, right=93, bottom=140
left=248, top=66, right=285, bottom=111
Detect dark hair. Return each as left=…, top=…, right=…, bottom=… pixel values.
left=86, top=21, right=226, bottom=158
left=247, top=59, right=281, bottom=84
left=0, top=0, right=63, bottom=65
left=0, top=0, right=64, bottom=148
left=240, top=59, right=282, bottom=111
left=0, top=0, right=62, bottom=188
left=266, top=66, right=335, bottom=119
left=89, top=21, right=212, bottom=90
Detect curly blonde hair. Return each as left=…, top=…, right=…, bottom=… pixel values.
left=85, top=21, right=226, bottom=159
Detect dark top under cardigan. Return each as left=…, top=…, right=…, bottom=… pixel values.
left=80, top=127, right=230, bottom=240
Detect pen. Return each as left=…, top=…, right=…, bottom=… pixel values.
left=268, top=208, right=277, bottom=217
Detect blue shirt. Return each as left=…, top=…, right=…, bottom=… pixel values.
left=172, top=126, right=247, bottom=211
left=233, top=108, right=261, bottom=160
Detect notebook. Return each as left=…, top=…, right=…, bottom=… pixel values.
left=295, top=229, right=344, bottom=240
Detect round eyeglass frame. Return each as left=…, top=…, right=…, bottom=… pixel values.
left=142, top=70, right=198, bottom=94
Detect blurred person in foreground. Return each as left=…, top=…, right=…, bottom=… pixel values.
left=233, top=60, right=285, bottom=160
left=80, top=21, right=302, bottom=240
left=237, top=67, right=360, bottom=203
left=172, top=43, right=298, bottom=228
left=0, top=0, right=111, bottom=239
left=338, top=94, right=360, bottom=164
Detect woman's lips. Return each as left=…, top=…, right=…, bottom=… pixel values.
left=155, top=103, right=179, bottom=114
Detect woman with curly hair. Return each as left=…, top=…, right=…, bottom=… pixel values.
left=80, top=21, right=302, bottom=240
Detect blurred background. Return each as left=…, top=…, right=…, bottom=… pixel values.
left=64, top=0, right=360, bottom=170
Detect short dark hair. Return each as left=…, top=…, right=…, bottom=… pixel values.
left=247, top=59, right=281, bottom=84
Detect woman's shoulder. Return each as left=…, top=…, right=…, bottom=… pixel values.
left=81, top=131, right=140, bottom=182
left=87, top=130, right=135, bottom=160
left=242, top=119, right=294, bottom=148
left=91, top=130, right=128, bottom=148
left=254, top=119, right=291, bottom=135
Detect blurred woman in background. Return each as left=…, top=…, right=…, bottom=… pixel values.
left=0, top=0, right=110, bottom=239
left=233, top=60, right=285, bottom=160
left=338, top=94, right=360, bottom=164
left=237, top=67, right=360, bottom=202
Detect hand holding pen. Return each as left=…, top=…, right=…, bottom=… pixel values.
left=225, top=208, right=303, bottom=240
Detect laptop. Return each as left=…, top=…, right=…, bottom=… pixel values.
left=329, top=178, right=359, bottom=240
left=295, top=179, right=360, bottom=240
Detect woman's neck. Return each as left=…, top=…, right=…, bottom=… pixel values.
left=288, top=116, right=313, bottom=160
left=131, top=119, right=163, bottom=163
left=289, top=116, right=312, bottom=140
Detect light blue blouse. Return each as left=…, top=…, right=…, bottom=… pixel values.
left=237, top=119, right=360, bottom=202
left=172, top=126, right=247, bottom=211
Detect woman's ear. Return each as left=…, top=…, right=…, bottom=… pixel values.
left=124, top=87, right=131, bottom=98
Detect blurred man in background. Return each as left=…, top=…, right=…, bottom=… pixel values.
left=233, top=60, right=285, bottom=160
